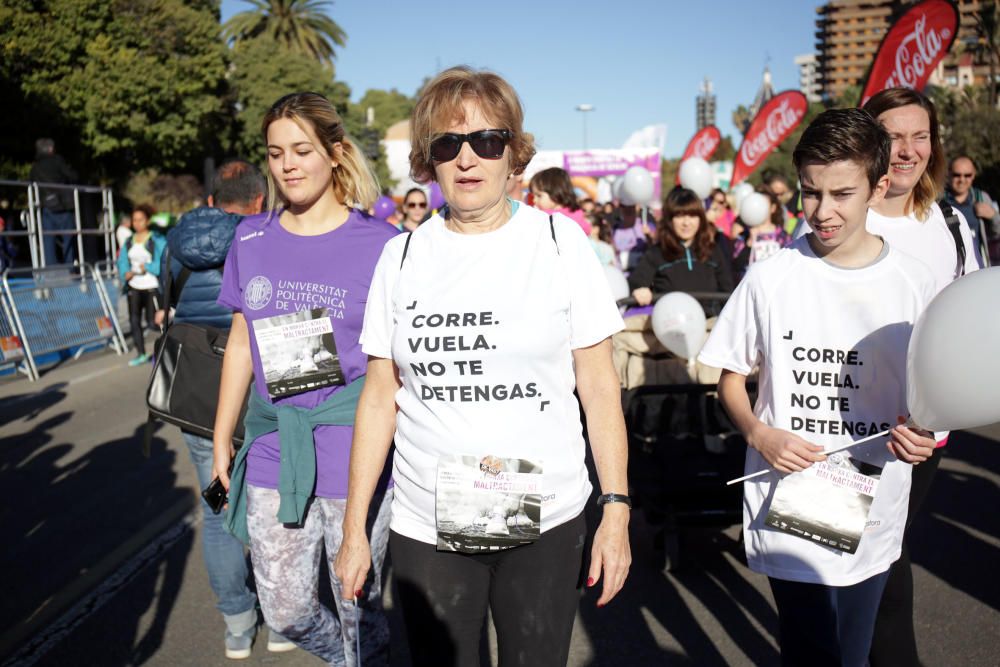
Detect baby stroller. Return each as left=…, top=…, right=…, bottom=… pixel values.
left=616, top=291, right=752, bottom=572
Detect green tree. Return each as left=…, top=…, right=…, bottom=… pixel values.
left=226, top=35, right=351, bottom=160
left=972, top=0, right=1000, bottom=108
left=223, top=0, right=346, bottom=66
left=0, top=0, right=228, bottom=180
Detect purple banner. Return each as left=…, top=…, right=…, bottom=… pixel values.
left=563, top=149, right=660, bottom=177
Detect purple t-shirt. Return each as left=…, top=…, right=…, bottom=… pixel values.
left=217, top=209, right=398, bottom=497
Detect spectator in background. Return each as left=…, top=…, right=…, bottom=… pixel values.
left=731, top=186, right=793, bottom=279
left=400, top=187, right=428, bottom=232
left=628, top=187, right=733, bottom=307
left=589, top=215, right=619, bottom=268
left=612, top=204, right=655, bottom=271
left=580, top=198, right=597, bottom=215
left=117, top=203, right=166, bottom=367
left=0, top=216, right=18, bottom=273
left=530, top=167, right=592, bottom=236
left=706, top=188, right=735, bottom=238
left=763, top=170, right=801, bottom=233
left=115, top=212, right=133, bottom=251
left=29, top=138, right=79, bottom=267
left=942, top=156, right=999, bottom=267
left=158, top=160, right=292, bottom=659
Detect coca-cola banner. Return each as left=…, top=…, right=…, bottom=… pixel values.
left=731, top=91, right=808, bottom=187
left=859, top=0, right=958, bottom=107
left=681, top=125, right=721, bottom=162
left=677, top=126, right=721, bottom=184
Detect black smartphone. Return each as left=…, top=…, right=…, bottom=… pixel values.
left=201, top=476, right=227, bottom=514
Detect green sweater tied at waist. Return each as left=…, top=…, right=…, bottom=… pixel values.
left=224, top=376, right=365, bottom=544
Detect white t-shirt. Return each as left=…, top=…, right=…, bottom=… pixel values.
left=867, top=201, right=979, bottom=296
left=698, top=237, right=936, bottom=585
left=127, top=239, right=159, bottom=290
left=361, top=204, right=624, bottom=545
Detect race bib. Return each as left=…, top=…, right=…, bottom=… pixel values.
left=251, top=307, right=344, bottom=398
left=435, top=454, right=543, bottom=553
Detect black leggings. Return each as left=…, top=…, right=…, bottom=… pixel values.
left=389, top=513, right=587, bottom=667
left=127, top=288, right=159, bottom=355
left=869, top=445, right=943, bottom=666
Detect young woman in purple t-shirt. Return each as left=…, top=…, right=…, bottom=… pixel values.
left=212, top=92, right=397, bottom=666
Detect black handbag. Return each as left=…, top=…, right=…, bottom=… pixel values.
left=146, top=322, right=247, bottom=442
left=143, top=256, right=248, bottom=454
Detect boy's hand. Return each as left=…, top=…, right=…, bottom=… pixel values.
left=887, top=416, right=935, bottom=464
left=748, top=423, right=826, bottom=473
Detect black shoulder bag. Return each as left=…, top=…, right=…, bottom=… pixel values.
left=143, top=254, right=247, bottom=455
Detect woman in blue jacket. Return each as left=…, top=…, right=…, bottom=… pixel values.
left=117, top=203, right=166, bottom=366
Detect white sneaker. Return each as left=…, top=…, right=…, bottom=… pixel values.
left=224, top=624, right=256, bottom=660
left=267, top=627, right=296, bottom=653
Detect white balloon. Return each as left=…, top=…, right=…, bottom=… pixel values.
left=740, top=192, right=771, bottom=227
left=731, top=182, right=755, bottom=205
left=602, top=264, right=630, bottom=301
left=620, top=166, right=654, bottom=206
left=678, top=158, right=713, bottom=199
left=906, top=268, right=1000, bottom=431
left=612, top=177, right=624, bottom=202
left=651, top=292, right=707, bottom=360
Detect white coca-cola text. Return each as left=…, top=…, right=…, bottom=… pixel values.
left=883, top=15, right=950, bottom=90
left=692, top=132, right=720, bottom=160
left=739, top=98, right=804, bottom=167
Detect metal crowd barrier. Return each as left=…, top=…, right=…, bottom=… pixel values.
left=0, top=179, right=117, bottom=271
left=1, top=263, right=128, bottom=380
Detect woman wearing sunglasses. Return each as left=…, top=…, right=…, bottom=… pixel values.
left=400, top=187, right=427, bottom=231
left=335, top=65, right=631, bottom=667
left=212, top=91, right=397, bottom=665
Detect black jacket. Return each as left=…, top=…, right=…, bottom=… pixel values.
left=627, top=242, right=734, bottom=297
left=29, top=154, right=79, bottom=211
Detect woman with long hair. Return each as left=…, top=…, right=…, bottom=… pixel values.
left=212, top=91, right=397, bottom=666
left=862, top=88, right=978, bottom=667
left=628, top=187, right=734, bottom=306
left=117, top=203, right=166, bottom=367
left=400, top=187, right=428, bottom=232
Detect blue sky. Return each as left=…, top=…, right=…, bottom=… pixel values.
left=220, top=0, right=818, bottom=158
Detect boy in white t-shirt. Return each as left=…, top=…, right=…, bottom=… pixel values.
left=698, top=108, right=938, bottom=666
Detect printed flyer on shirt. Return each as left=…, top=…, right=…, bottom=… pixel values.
left=435, top=454, right=542, bottom=554
left=251, top=307, right=343, bottom=398
left=764, top=452, right=882, bottom=554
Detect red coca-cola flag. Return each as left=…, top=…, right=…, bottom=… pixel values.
left=731, top=91, right=808, bottom=187
left=859, top=0, right=958, bottom=107
left=676, top=126, right=721, bottom=184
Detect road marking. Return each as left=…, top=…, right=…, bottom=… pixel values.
left=1, top=507, right=200, bottom=667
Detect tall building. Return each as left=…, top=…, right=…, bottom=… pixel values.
left=795, top=53, right=823, bottom=102
left=815, top=0, right=998, bottom=101
left=696, top=77, right=716, bottom=130
left=749, top=67, right=776, bottom=120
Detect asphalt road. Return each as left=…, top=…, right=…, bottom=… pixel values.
left=2, top=348, right=998, bottom=666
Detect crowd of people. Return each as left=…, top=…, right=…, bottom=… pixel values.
left=88, top=65, right=998, bottom=667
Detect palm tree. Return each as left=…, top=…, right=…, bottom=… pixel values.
left=223, top=0, right=346, bottom=65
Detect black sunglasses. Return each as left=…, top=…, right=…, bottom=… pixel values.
left=429, top=129, right=511, bottom=162
left=406, top=201, right=427, bottom=208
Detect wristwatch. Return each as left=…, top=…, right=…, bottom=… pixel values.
left=596, top=493, right=632, bottom=509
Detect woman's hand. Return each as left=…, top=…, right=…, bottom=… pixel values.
left=212, top=441, right=235, bottom=491
left=124, top=271, right=135, bottom=281
left=334, top=532, right=371, bottom=601
left=588, top=504, right=631, bottom=607
left=632, top=287, right=653, bottom=306
left=748, top=423, right=826, bottom=473
left=887, top=416, right=935, bottom=464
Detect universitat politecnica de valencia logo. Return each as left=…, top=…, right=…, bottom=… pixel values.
left=245, top=276, right=273, bottom=310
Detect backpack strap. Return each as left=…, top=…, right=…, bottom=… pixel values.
left=400, top=231, right=413, bottom=269
left=939, top=201, right=967, bottom=278
left=549, top=215, right=560, bottom=255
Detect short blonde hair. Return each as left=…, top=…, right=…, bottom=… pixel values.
left=409, top=66, right=535, bottom=184
left=261, top=92, right=379, bottom=212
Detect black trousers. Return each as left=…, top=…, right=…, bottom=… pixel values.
left=869, top=445, right=943, bottom=666
left=127, top=288, right=159, bottom=356
left=389, top=513, right=586, bottom=667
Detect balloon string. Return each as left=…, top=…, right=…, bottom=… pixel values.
left=726, top=427, right=893, bottom=486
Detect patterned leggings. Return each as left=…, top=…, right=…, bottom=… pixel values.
left=246, top=485, right=392, bottom=666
